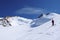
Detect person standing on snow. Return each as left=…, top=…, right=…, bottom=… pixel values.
left=52, top=19, right=54, bottom=26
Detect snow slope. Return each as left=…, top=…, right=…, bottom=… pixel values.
left=0, top=13, right=60, bottom=40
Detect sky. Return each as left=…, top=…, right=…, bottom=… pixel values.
left=0, top=0, right=60, bottom=19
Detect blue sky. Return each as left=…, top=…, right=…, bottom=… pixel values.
left=0, top=0, right=60, bottom=19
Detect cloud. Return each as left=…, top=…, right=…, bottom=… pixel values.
left=16, top=7, right=49, bottom=14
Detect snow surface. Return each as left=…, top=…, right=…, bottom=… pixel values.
left=0, top=13, right=60, bottom=40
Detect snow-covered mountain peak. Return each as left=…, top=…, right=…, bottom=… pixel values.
left=45, top=13, right=59, bottom=19
left=0, top=16, right=33, bottom=27
left=5, top=16, right=33, bottom=26
left=0, top=13, right=60, bottom=40
left=46, top=13, right=59, bottom=16
left=0, top=13, right=59, bottom=27
left=30, top=13, right=60, bottom=27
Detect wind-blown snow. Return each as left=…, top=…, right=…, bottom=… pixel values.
left=0, top=13, right=60, bottom=40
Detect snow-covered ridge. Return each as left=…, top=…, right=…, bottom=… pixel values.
left=45, top=13, right=59, bottom=19
left=30, top=13, right=60, bottom=27
left=0, top=13, right=60, bottom=40
left=0, top=16, right=33, bottom=27
left=0, top=13, right=59, bottom=27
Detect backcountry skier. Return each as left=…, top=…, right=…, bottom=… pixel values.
left=52, top=19, right=54, bottom=26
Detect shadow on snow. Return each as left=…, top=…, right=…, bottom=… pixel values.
left=30, top=18, right=51, bottom=28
